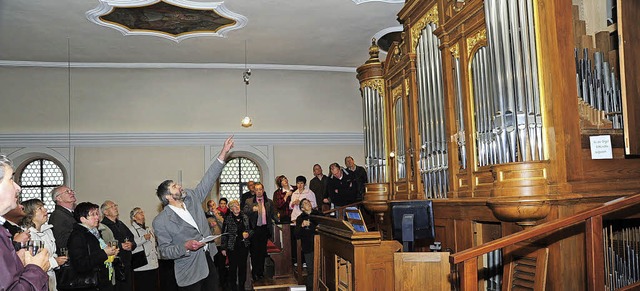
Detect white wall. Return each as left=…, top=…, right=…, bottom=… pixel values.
left=0, top=65, right=365, bottom=222
left=0, top=67, right=363, bottom=133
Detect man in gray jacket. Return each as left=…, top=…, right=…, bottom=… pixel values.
left=153, top=136, right=233, bottom=291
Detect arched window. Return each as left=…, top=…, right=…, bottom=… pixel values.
left=17, top=158, right=65, bottom=212
left=219, top=157, right=261, bottom=202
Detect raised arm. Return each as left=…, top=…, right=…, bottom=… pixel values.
left=192, top=135, right=234, bottom=202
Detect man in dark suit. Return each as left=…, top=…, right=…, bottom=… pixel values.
left=240, top=180, right=256, bottom=210
left=101, top=200, right=137, bottom=291
left=326, top=163, right=359, bottom=207
left=243, top=182, right=277, bottom=281
left=3, top=204, right=30, bottom=250
left=309, top=164, right=329, bottom=212
left=153, top=136, right=234, bottom=291
left=48, top=185, right=77, bottom=252
left=344, top=156, right=368, bottom=201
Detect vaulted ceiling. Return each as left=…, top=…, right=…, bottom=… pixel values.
left=0, top=0, right=404, bottom=70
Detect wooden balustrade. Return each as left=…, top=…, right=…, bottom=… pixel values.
left=450, top=192, right=640, bottom=290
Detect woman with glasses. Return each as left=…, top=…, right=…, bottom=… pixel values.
left=21, top=198, right=68, bottom=291
left=62, top=202, right=119, bottom=291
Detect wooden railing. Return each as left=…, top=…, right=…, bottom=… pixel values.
left=449, top=192, right=640, bottom=291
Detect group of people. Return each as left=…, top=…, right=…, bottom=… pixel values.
left=1, top=135, right=368, bottom=291
left=0, top=167, right=160, bottom=291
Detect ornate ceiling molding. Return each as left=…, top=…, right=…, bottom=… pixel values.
left=86, top=0, right=247, bottom=42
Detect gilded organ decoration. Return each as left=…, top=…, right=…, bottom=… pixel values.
left=466, top=29, right=486, bottom=58
left=411, top=4, right=439, bottom=54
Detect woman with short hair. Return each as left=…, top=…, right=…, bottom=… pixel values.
left=220, top=200, right=252, bottom=291
left=62, top=202, right=119, bottom=291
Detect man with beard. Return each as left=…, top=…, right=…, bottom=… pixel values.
left=101, top=200, right=136, bottom=291
left=0, top=154, right=50, bottom=291
left=153, top=136, right=234, bottom=291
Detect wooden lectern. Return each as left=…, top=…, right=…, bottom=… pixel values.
left=312, top=215, right=402, bottom=291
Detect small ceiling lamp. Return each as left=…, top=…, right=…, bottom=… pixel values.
left=241, top=40, right=253, bottom=128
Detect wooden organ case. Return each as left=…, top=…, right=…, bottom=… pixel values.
left=356, top=0, right=640, bottom=290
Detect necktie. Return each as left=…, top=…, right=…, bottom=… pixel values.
left=257, top=198, right=266, bottom=226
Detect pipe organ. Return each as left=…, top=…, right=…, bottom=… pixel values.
left=357, top=0, right=640, bottom=289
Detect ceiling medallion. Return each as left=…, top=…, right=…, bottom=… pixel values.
left=87, top=0, right=247, bottom=42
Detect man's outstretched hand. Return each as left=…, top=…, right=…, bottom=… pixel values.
left=218, top=135, right=235, bottom=161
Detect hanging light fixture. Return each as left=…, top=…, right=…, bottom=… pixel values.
left=241, top=40, right=253, bottom=128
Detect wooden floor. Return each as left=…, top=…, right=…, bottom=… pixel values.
left=251, top=275, right=302, bottom=290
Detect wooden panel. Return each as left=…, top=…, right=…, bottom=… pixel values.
left=394, top=252, right=451, bottom=291
left=618, top=0, right=640, bottom=154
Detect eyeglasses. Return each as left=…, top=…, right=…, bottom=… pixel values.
left=56, top=189, right=75, bottom=198
left=105, top=204, right=118, bottom=210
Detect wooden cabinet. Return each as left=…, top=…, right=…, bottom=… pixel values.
left=313, top=215, right=402, bottom=291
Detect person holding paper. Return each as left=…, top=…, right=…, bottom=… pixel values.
left=152, top=136, right=234, bottom=291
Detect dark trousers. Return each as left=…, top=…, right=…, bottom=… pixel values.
left=227, top=243, right=249, bottom=291
left=304, top=252, right=314, bottom=290
left=178, top=251, right=219, bottom=291
left=214, top=246, right=228, bottom=288
left=158, top=259, right=178, bottom=291
left=133, top=269, right=159, bottom=291
left=250, top=225, right=269, bottom=278
left=116, top=268, right=133, bottom=291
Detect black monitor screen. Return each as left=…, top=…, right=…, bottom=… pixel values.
left=391, top=200, right=435, bottom=241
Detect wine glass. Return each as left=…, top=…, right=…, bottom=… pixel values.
left=31, top=240, right=43, bottom=256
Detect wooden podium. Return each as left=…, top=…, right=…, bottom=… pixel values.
left=312, top=215, right=402, bottom=291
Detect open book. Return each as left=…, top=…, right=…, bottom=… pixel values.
left=198, top=233, right=227, bottom=244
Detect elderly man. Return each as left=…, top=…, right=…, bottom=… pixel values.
left=325, top=162, right=359, bottom=207
left=309, top=164, right=329, bottom=211
left=102, top=200, right=137, bottom=291
left=48, top=185, right=77, bottom=251
left=344, top=156, right=368, bottom=201
left=243, top=182, right=277, bottom=282
left=0, top=154, right=50, bottom=290
left=240, top=180, right=256, bottom=210
left=153, top=136, right=234, bottom=291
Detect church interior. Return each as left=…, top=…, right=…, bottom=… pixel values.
left=2, top=0, right=640, bottom=290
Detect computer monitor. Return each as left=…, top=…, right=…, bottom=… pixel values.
left=344, top=207, right=368, bottom=232
left=391, top=200, right=435, bottom=251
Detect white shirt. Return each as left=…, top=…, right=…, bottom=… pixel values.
left=168, top=203, right=200, bottom=232
left=289, top=187, right=317, bottom=222
left=168, top=202, right=207, bottom=251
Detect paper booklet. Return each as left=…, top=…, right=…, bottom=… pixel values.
left=198, top=233, right=228, bottom=243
